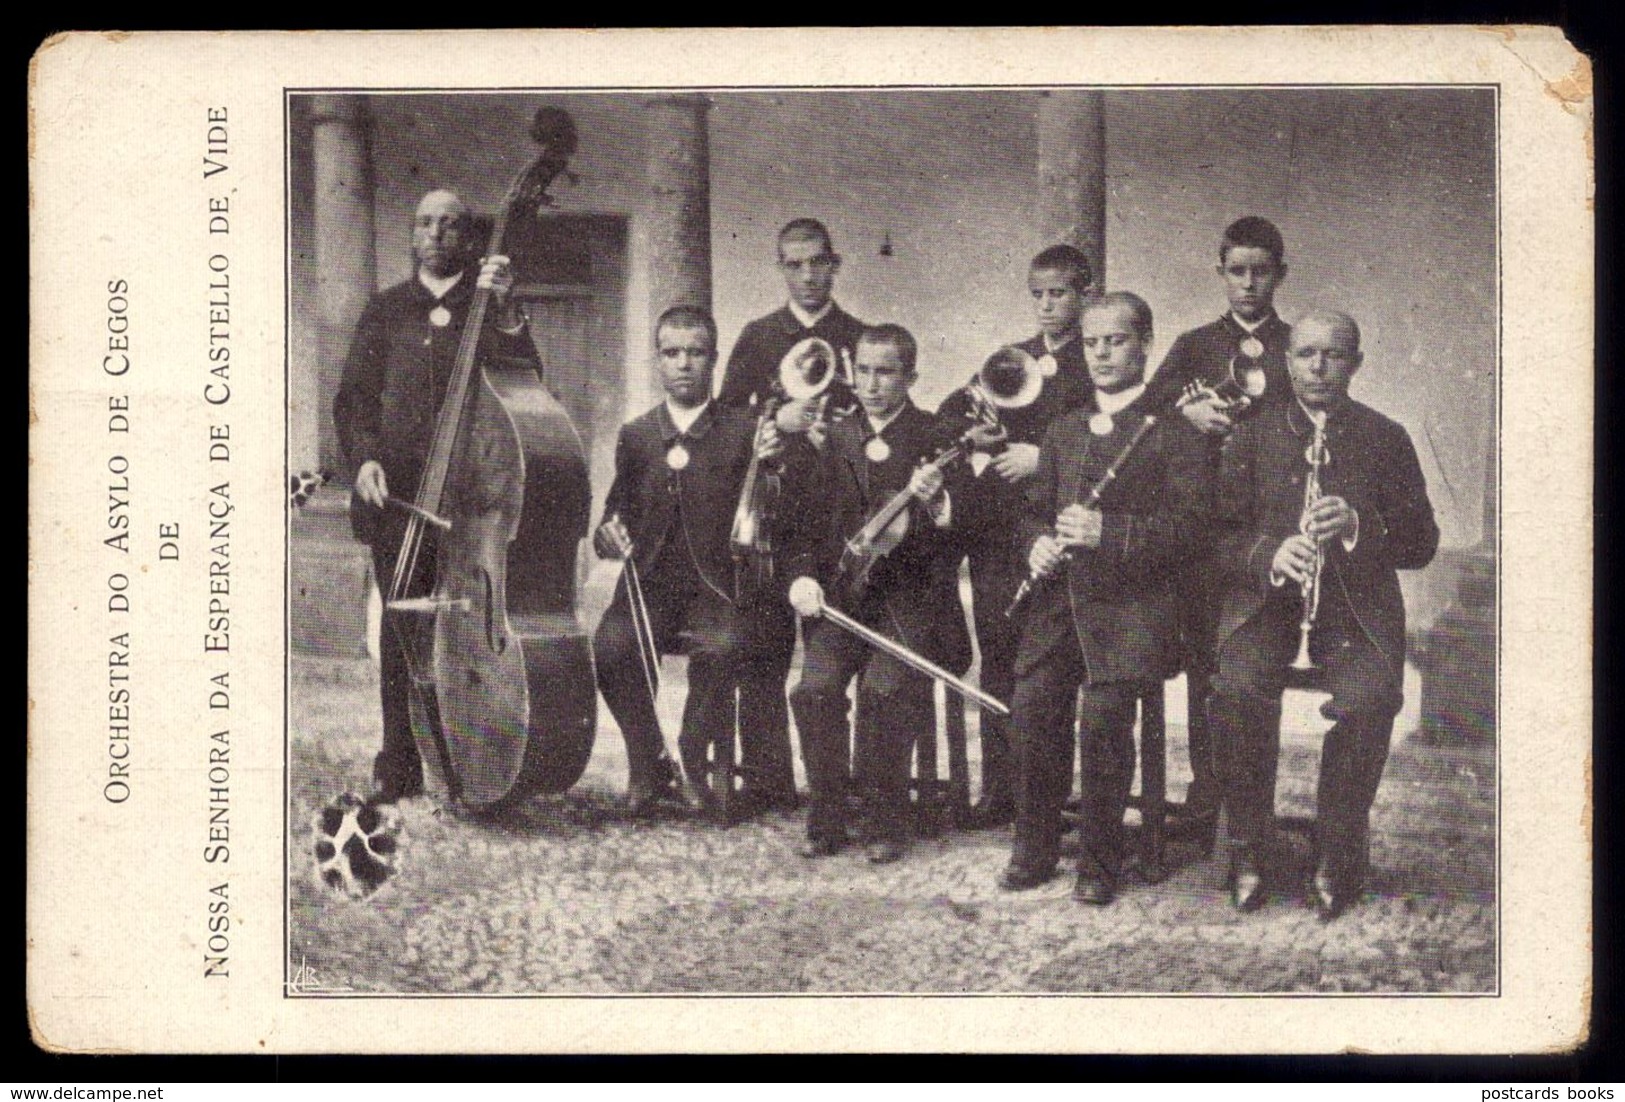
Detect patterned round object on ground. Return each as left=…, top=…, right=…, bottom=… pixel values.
left=290, top=469, right=329, bottom=508
left=313, top=792, right=403, bottom=899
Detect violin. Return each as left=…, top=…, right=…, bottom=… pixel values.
left=384, top=108, right=596, bottom=812
left=729, top=335, right=845, bottom=603
left=728, top=399, right=784, bottom=603
left=836, top=428, right=977, bottom=600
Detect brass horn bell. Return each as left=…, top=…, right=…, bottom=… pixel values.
left=973, top=345, right=1044, bottom=410
left=1177, top=352, right=1269, bottom=411
left=778, top=336, right=840, bottom=401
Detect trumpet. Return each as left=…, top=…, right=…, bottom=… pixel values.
left=1176, top=353, right=1268, bottom=413
left=772, top=336, right=849, bottom=439
left=779, top=335, right=840, bottom=399
left=950, top=345, right=1045, bottom=449
left=1289, top=412, right=1330, bottom=670
left=968, top=345, right=1044, bottom=417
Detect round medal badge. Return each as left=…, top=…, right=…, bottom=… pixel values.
left=864, top=437, right=891, bottom=463
left=1088, top=412, right=1114, bottom=436
left=429, top=304, right=452, bottom=328
left=1240, top=366, right=1267, bottom=398
left=666, top=443, right=691, bottom=471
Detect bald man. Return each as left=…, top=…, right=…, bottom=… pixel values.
left=334, top=188, right=543, bottom=803
left=1208, top=310, right=1437, bottom=920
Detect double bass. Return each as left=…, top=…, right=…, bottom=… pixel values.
left=384, top=108, right=595, bottom=812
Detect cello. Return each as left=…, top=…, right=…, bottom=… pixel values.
left=385, top=108, right=595, bottom=812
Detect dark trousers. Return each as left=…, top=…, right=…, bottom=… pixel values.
left=791, top=608, right=935, bottom=845
left=736, top=601, right=798, bottom=799
left=1210, top=592, right=1403, bottom=882
left=1010, top=630, right=1144, bottom=882
left=1175, top=562, right=1223, bottom=815
left=593, top=549, right=749, bottom=787
left=371, top=545, right=427, bottom=797
left=969, top=551, right=1021, bottom=805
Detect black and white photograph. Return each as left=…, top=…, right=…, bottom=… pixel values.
left=284, top=83, right=1500, bottom=997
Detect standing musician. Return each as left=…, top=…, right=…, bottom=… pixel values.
left=939, top=244, right=1097, bottom=829
left=592, top=306, right=789, bottom=816
left=718, top=218, right=866, bottom=416
left=333, top=188, right=541, bottom=804
left=1142, top=217, right=1294, bottom=833
left=999, top=293, right=1210, bottom=905
left=782, top=324, right=972, bottom=864
left=711, top=218, right=867, bottom=811
left=1209, top=310, right=1438, bottom=920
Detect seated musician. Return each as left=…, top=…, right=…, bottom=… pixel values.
left=1000, top=293, right=1210, bottom=904
left=592, top=306, right=787, bottom=816
left=1141, top=216, right=1295, bottom=837
left=332, top=188, right=539, bottom=804
left=939, top=244, right=1097, bottom=829
left=1209, top=310, right=1438, bottom=920
left=782, top=323, right=971, bottom=864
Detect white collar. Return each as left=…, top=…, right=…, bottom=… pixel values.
left=418, top=268, right=464, bottom=300
left=1229, top=310, right=1274, bottom=334
left=788, top=300, right=835, bottom=329
left=865, top=405, right=905, bottom=437
left=1095, top=383, right=1146, bottom=416
left=1043, top=331, right=1078, bottom=354
left=666, top=398, right=710, bottom=435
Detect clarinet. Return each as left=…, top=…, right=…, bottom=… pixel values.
left=1003, top=415, right=1159, bottom=619
left=1289, top=412, right=1330, bottom=670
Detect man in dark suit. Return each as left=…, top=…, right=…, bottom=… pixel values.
left=592, top=306, right=787, bottom=816
left=1142, top=216, right=1295, bottom=836
left=333, top=188, right=542, bottom=803
left=783, top=323, right=972, bottom=864
left=710, top=218, right=867, bottom=812
left=1210, top=309, right=1439, bottom=920
left=718, top=218, right=865, bottom=415
left=999, top=292, right=1211, bottom=904
left=938, top=244, right=1096, bottom=828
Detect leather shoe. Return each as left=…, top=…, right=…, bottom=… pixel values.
left=759, top=788, right=803, bottom=814
left=624, top=779, right=662, bottom=817
left=626, top=761, right=696, bottom=817
left=865, top=839, right=905, bottom=865
left=1072, top=873, right=1115, bottom=906
left=1229, top=853, right=1267, bottom=912
left=997, top=863, right=1057, bottom=891
left=1312, top=861, right=1359, bottom=922
left=683, top=779, right=715, bottom=814
left=372, top=775, right=424, bottom=804
left=798, top=836, right=847, bottom=859
left=1173, top=809, right=1218, bottom=856
left=966, top=796, right=1015, bottom=831
left=1139, top=855, right=1168, bottom=885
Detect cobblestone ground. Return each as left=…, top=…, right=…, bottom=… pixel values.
left=288, top=655, right=1495, bottom=995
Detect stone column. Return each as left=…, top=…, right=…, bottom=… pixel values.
left=1036, top=90, right=1108, bottom=286
left=292, top=95, right=379, bottom=659
left=1416, top=419, right=1498, bottom=746
left=310, top=94, right=377, bottom=477
left=644, top=94, right=712, bottom=407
